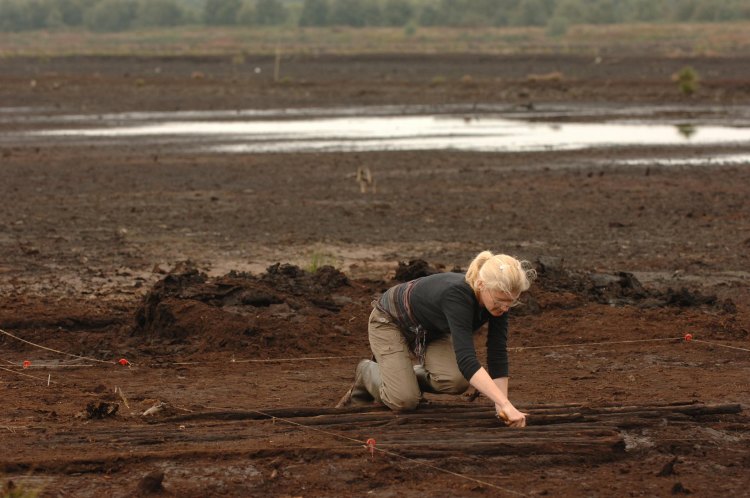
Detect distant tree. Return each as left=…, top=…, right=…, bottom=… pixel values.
left=552, top=0, right=620, bottom=24
left=2, top=0, right=743, bottom=32
left=627, top=0, right=662, bottom=22
left=435, top=0, right=528, bottom=27
left=461, top=0, right=496, bottom=27
left=237, top=1, right=255, bottom=23
left=298, top=0, right=329, bottom=26
left=540, top=0, right=557, bottom=15
left=330, top=0, right=381, bottom=26
left=585, top=0, right=620, bottom=23
left=491, top=0, right=521, bottom=26
left=55, top=0, right=81, bottom=26
left=45, top=4, right=64, bottom=27
left=361, top=0, right=382, bottom=26
left=546, top=15, right=569, bottom=36
left=0, top=0, right=24, bottom=31
left=136, top=0, right=184, bottom=27
left=51, top=0, right=98, bottom=26
left=0, top=0, right=60, bottom=30
left=554, top=0, right=585, bottom=24
left=204, top=0, right=242, bottom=25
left=329, top=0, right=358, bottom=25
left=417, top=4, right=440, bottom=26
left=254, top=0, right=288, bottom=25
left=434, top=0, right=465, bottom=26
left=83, top=0, right=137, bottom=31
left=176, top=0, right=202, bottom=23
left=692, top=0, right=737, bottom=21
left=23, top=0, right=56, bottom=29
left=670, top=0, right=698, bottom=21
left=382, top=0, right=413, bottom=27
left=511, top=0, right=551, bottom=26
left=417, top=0, right=526, bottom=27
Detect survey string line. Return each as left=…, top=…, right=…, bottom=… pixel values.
left=231, top=355, right=363, bottom=363
left=2, top=357, right=95, bottom=368
left=511, top=337, right=685, bottom=351
left=691, top=339, right=750, bottom=353
left=0, top=328, right=360, bottom=366
left=129, top=337, right=716, bottom=367
left=0, top=328, right=119, bottom=365
left=172, top=355, right=363, bottom=366
left=0, top=364, right=53, bottom=383
left=3, top=325, right=747, bottom=373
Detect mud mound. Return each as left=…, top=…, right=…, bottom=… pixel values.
left=261, top=263, right=349, bottom=295
left=132, top=263, right=366, bottom=356
left=531, top=257, right=728, bottom=311
left=663, top=287, right=717, bottom=307
left=130, top=258, right=735, bottom=355
left=394, top=259, right=438, bottom=282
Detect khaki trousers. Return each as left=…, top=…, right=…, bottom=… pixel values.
left=368, top=307, right=470, bottom=411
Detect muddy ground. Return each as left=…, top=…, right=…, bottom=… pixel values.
left=1, top=54, right=749, bottom=497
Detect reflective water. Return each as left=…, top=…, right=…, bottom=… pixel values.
left=24, top=114, right=750, bottom=154
left=6, top=103, right=750, bottom=123
left=613, top=154, right=750, bottom=167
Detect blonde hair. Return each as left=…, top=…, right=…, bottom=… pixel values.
left=465, top=250, right=536, bottom=299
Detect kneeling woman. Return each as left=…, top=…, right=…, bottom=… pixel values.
left=337, top=250, right=536, bottom=428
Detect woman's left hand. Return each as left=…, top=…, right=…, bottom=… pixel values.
left=496, top=401, right=527, bottom=428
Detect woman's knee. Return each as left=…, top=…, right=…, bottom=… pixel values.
left=383, top=392, right=420, bottom=411
left=434, top=372, right=470, bottom=394
left=381, top=382, right=420, bottom=411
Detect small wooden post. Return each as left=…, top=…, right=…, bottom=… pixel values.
left=274, top=46, right=281, bottom=83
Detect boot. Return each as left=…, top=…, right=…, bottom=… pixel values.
left=359, top=360, right=383, bottom=402
left=335, top=360, right=382, bottom=408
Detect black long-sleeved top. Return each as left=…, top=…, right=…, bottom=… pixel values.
left=404, top=272, right=509, bottom=380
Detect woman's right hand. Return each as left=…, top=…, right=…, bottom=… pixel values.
left=496, top=401, right=527, bottom=428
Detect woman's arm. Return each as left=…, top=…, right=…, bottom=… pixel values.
left=494, top=376, right=509, bottom=397
left=486, top=313, right=509, bottom=378
left=440, top=287, right=524, bottom=426
left=469, top=368, right=526, bottom=428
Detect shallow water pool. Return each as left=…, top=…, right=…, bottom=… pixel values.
left=23, top=115, right=750, bottom=154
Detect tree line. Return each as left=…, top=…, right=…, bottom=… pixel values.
left=1, top=0, right=749, bottom=32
